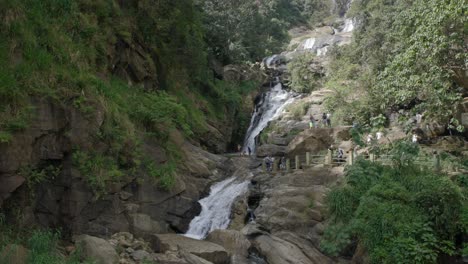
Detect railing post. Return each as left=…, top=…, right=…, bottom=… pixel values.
left=286, top=158, right=291, bottom=172
left=369, top=153, right=375, bottom=162
left=348, top=151, right=354, bottom=165
left=306, top=152, right=311, bottom=166
left=262, top=160, right=266, bottom=172
left=433, top=153, right=441, bottom=172
left=326, top=149, right=332, bottom=165
left=295, top=155, right=300, bottom=170
left=273, top=159, right=279, bottom=173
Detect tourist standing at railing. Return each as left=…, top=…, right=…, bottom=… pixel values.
left=412, top=133, right=419, bottom=143
left=415, top=113, right=423, bottom=126
left=309, top=115, right=316, bottom=129
left=264, top=155, right=274, bottom=172
left=326, top=113, right=332, bottom=127
left=279, top=156, right=286, bottom=170
left=337, top=148, right=344, bottom=162
left=376, top=131, right=383, bottom=140
left=322, top=113, right=327, bottom=127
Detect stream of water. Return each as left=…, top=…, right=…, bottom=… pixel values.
left=184, top=177, right=250, bottom=240
left=242, top=82, right=295, bottom=154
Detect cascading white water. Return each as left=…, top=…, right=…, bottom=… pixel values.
left=242, top=82, right=295, bottom=153
left=303, top=38, right=316, bottom=50
left=185, top=177, right=250, bottom=240
left=342, top=18, right=355, bottom=32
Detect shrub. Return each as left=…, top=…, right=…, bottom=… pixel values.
left=72, top=150, right=124, bottom=197
left=27, top=230, right=61, bottom=264
left=321, top=157, right=464, bottom=263
left=146, top=160, right=176, bottom=191
left=19, top=165, right=61, bottom=190
left=287, top=101, right=310, bottom=120
left=0, top=131, right=12, bottom=143
left=288, top=53, right=323, bottom=93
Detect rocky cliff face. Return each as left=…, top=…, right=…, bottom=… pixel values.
left=0, top=2, right=264, bottom=236
left=0, top=96, right=238, bottom=238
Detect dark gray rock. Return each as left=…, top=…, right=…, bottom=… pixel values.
left=151, top=234, right=229, bottom=264
left=74, top=235, right=119, bottom=264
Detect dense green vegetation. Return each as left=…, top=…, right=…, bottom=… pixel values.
left=288, top=53, right=324, bottom=93
left=324, top=0, right=467, bottom=126
left=0, top=0, right=271, bottom=193
left=0, top=0, right=466, bottom=262
left=0, top=215, right=93, bottom=264
left=321, top=142, right=468, bottom=263
left=198, top=0, right=341, bottom=64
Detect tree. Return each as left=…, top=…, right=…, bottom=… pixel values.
left=325, top=0, right=467, bottom=125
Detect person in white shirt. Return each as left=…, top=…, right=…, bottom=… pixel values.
left=415, top=113, right=423, bottom=124
left=376, top=131, right=383, bottom=140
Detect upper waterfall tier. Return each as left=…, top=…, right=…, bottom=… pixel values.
left=242, top=82, right=295, bottom=154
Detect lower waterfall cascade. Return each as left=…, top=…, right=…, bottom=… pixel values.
left=184, top=177, right=250, bottom=240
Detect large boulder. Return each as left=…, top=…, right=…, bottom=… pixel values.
left=206, top=230, right=251, bottom=260
left=252, top=234, right=333, bottom=264
left=333, top=127, right=351, bottom=141
left=267, top=134, right=291, bottom=146
left=181, top=251, right=216, bottom=264
left=74, top=235, right=119, bottom=264
left=241, top=223, right=267, bottom=237
left=129, top=213, right=167, bottom=237
left=254, top=167, right=340, bottom=234
left=150, top=234, right=229, bottom=264
left=0, top=244, right=29, bottom=264
left=287, top=128, right=334, bottom=157
left=152, top=251, right=216, bottom=264
left=256, top=144, right=287, bottom=157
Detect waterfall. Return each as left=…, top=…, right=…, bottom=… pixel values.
left=303, top=38, right=316, bottom=50
left=242, top=82, right=295, bottom=154
left=185, top=177, right=250, bottom=240
left=184, top=62, right=295, bottom=240
left=342, top=18, right=355, bottom=32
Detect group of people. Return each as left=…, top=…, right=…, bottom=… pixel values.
left=366, top=131, right=384, bottom=144
left=264, top=155, right=286, bottom=172
left=309, top=113, right=332, bottom=129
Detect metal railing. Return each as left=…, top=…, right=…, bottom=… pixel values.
left=261, top=150, right=446, bottom=173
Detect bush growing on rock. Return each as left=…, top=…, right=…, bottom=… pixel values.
left=0, top=225, right=95, bottom=264
left=288, top=53, right=324, bottom=93
left=287, top=101, right=310, bottom=120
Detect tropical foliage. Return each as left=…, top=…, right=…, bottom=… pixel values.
left=321, top=143, right=467, bottom=263
left=325, top=0, right=467, bottom=125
